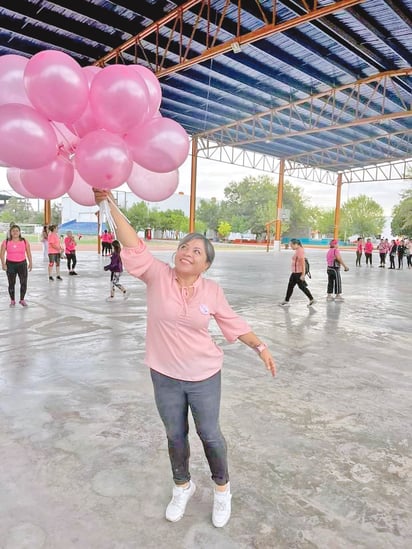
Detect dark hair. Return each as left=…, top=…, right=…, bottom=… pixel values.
left=112, top=239, right=121, bottom=254
left=8, top=224, right=24, bottom=241
left=289, top=238, right=302, bottom=246
left=49, top=225, right=56, bottom=231
left=178, top=232, right=215, bottom=266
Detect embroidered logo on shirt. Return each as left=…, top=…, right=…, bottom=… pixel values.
left=199, top=304, right=209, bottom=315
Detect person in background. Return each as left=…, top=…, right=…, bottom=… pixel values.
left=397, top=239, right=406, bottom=269
left=388, top=239, right=397, bottom=269
left=104, top=239, right=127, bottom=301
left=1, top=224, right=32, bottom=307
left=101, top=229, right=110, bottom=256
left=64, top=230, right=78, bottom=276
left=377, top=238, right=387, bottom=268
left=364, top=238, right=374, bottom=267
left=279, top=238, right=316, bottom=307
left=107, top=230, right=114, bottom=256
left=47, top=225, right=63, bottom=281
left=93, top=189, right=276, bottom=529
left=406, top=239, right=412, bottom=269
left=40, top=225, right=49, bottom=261
left=355, top=237, right=363, bottom=267
left=326, top=239, right=349, bottom=301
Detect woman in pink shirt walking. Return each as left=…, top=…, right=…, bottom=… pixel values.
left=279, top=238, right=315, bottom=307
left=93, top=189, right=276, bottom=529
left=1, top=224, right=32, bottom=307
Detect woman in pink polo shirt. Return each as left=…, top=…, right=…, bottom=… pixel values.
left=1, top=224, right=32, bottom=307
left=93, top=189, right=276, bottom=529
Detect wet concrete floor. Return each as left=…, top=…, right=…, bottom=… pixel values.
left=0, top=244, right=411, bottom=549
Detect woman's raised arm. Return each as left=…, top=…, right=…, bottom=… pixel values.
left=93, top=189, right=142, bottom=248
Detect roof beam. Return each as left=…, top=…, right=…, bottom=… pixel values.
left=194, top=69, right=412, bottom=149
left=95, top=0, right=365, bottom=75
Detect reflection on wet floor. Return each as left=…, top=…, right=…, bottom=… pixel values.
left=0, top=247, right=411, bottom=548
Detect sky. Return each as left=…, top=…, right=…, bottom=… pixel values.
left=176, top=156, right=411, bottom=217
left=1, top=156, right=411, bottom=219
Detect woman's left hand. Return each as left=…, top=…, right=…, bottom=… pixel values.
left=260, top=349, right=276, bottom=377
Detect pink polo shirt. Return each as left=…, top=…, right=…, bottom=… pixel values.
left=121, top=242, right=251, bottom=381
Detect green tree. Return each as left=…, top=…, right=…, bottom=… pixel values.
left=156, top=209, right=188, bottom=236
left=391, top=189, right=412, bottom=237
left=221, top=175, right=312, bottom=238
left=196, top=198, right=221, bottom=234
left=217, top=221, right=231, bottom=239
left=313, top=207, right=335, bottom=237
left=0, top=197, right=35, bottom=223
left=340, top=195, right=385, bottom=238
left=51, top=202, right=62, bottom=225
left=127, top=201, right=150, bottom=231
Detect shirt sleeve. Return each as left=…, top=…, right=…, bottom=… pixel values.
left=121, top=241, right=155, bottom=279
left=212, top=283, right=251, bottom=342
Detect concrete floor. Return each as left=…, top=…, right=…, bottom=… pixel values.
left=0, top=245, right=411, bottom=549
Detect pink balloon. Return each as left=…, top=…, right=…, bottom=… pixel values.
left=0, top=103, right=58, bottom=169
left=89, top=65, right=150, bottom=133
left=126, top=162, right=179, bottom=202
left=124, top=117, right=190, bottom=173
left=130, top=64, right=162, bottom=117
left=68, top=171, right=96, bottom=206
left=6, top=167, right=36, bottom=198
left=20, top=155, right=74, bottom=199
left=66, top=66, right=101, bottom=138
left=74, top=129, right=133, bottom=190
left=0, top=54, right=32, bottom=106
left=24, top=50, right=89, bottom=123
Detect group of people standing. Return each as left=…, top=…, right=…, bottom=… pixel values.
left=356, top=236, right=411, bottom=269
left=41, top=224, right=78, bottom=279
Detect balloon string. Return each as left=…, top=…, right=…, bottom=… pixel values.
left=100, top=195, right=131, bottom=238
left=50, top=121, right=75, bottom=155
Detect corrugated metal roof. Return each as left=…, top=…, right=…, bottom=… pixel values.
left=1, top=0, right=411, bottom=173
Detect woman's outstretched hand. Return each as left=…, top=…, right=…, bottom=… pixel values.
left=93, top=188, right=113, bottom=205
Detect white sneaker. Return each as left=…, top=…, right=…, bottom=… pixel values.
left=307, top=299, right=316, bottom=307
left=335, top=295, right=344, bottom=302
left=278, top=301, right=290, bottom=307
left=326, top=295, right=334, bottom=301
left=165, top=481, right=196, bottom=522
left=212, top=484, right=232, bottom=528
left=106, top=296, right=115, bottom=302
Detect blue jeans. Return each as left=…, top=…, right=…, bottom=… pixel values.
left=150, top=369, right=229, bottom=486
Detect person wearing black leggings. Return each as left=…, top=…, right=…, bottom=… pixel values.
left=388, top=240, right=397, bottom=269
left=279, top=238, right=316, bottom=307
left=0, top=224, right=33, bottom=307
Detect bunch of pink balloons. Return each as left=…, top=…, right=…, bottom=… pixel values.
left=0, top=51, right=190, bottom=204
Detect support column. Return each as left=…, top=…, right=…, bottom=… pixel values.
left=274, top=159, right=285, bottom=251
left=189, top=137, right=198, bottom=233
left=96, top=210, right=101, bottom=255
left=44, top=200, right=51, bottom=225
left=334, top=173, right=343, bottom=240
